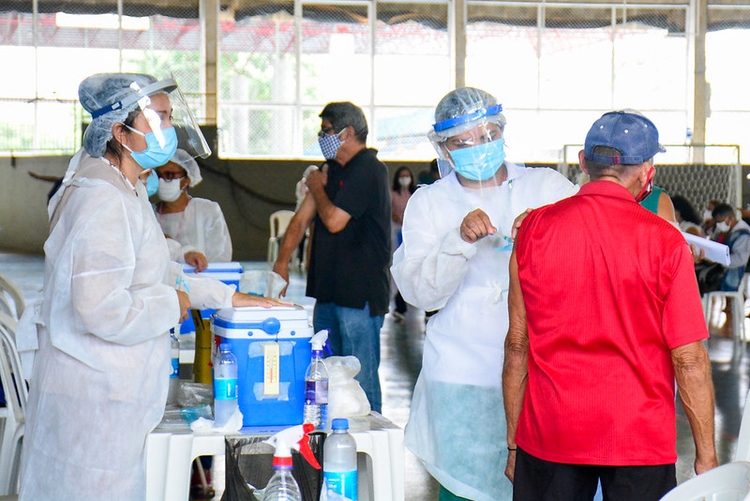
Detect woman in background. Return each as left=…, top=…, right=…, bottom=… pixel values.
left=390, top=166, right=416, bottom=321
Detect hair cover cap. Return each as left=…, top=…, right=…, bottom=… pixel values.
left=584, top=110, right=666, bottom=165
left=79, top=73, right=162, bottom=157
left=168, top=148, right=202, bottom=187
left=429, top=87, right=507, bottom=141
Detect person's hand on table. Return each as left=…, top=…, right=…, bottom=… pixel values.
left=232, top=292, right=292, bottom=308
left=184, top=251, right=208, bottom=272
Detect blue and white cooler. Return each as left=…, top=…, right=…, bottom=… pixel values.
left=211, top=305, right=313, bottom=427
left=181, top=262, right=243, bottom=335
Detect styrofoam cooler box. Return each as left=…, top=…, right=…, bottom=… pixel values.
left=211, top=305, right=314, bottom=427
left=181, top=262, right=243, bottom=335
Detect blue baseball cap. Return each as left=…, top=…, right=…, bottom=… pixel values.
left=584, top=110, right=665, bottom=165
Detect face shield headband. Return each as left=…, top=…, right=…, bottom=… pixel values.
left=432, top=104, right=504, bottom=135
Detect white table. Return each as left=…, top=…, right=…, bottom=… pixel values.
left=146, top=413, right=404, bottom=501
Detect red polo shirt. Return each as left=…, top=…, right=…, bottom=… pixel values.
left=514, top=180, right=708, bottom=466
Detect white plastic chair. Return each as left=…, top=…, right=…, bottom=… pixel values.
left=703, top=274, right=749, bottom=349
left=659, top=461, right=750, bottom=501
left=0, top=313, right=26, bottom=495
left=735, top=389, right=750, bottom=462
left=267, top=210, right=296, bottom=266
left=0, top=277, right=24, bottom=321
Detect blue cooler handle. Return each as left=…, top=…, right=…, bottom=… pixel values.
left=243, top=317, right=281, bottom=335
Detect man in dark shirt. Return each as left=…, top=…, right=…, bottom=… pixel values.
left=273, top=102, right=391, bottom=413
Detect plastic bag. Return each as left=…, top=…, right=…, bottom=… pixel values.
left=240, top=270, right=287, bottom=298
left=326, top=356, right=371, bottom=428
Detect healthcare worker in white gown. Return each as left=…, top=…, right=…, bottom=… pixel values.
left=391, top=87, right=578, bottom=501
left=155, top=148, right=233, bottom=271
left=17, top=73, right=284, bottom=501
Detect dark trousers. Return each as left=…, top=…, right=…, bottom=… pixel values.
left=513, top=448, right=676, bottom=501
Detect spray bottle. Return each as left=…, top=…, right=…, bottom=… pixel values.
left=304, top=329, right=329, bottom=429
left=261, top=423, right=322, bottom=501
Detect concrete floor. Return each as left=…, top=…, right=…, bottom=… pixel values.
left=0, top=252, right=747, bottom=500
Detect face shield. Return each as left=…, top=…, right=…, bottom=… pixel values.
left=428, top=88, right=507, bottom=191
left=89, top=77, right=211, bottom=160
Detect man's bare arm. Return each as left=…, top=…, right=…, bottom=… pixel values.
left=272, top=194, right=316, bottom=295
left=672, top=341, right=718, bottom=475
left=503, top=249, right=529, bottom=483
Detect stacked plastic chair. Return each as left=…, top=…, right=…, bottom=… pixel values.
left=0, top=276, right=24, bottom=322
left=702, top=274, right=749, bottom=360
left=0, top=312, right=26, bottom=497
left=267, top=210, right=296, bottom=266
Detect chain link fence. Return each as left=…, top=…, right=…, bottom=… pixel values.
left=2, top=1, right=750, bottom=164
left=559, top=144, right=742, bottom=211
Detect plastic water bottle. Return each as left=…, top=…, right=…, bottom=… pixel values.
left=167, top=329, right=180, bottom=405
left=213, top=343, right=239, bottom=427
left=262, top=462, right=302, bottom=501
left=262, top=424, right=318, bottom=501
left=304, top=330, right=329, bottom=429
left=323, top=418, right=358, bottom=501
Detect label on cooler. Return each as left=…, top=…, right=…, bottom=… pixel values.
left=170, top=357, right=179, bottom=378
left=305, top=380, right=328, bottom=404
left=263, top=342, right=280, bottom=396
left=323, top=470, right=357, bottom=500
left=214, top=377, right=238, bottom=400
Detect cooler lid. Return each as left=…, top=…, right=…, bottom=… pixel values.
left=183, top=262, right=243, bottom=273
left=214, top=305, right=310, bottom=324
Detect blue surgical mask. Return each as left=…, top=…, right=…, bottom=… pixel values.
left=449, top=138, right=506, bottom=181
left=145, top=169, right=159, bottom=197
left=124, top=126, right=179, bottom=170
left=318, top=130, right=344, bottom=160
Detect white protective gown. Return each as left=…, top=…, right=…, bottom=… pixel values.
left=391, top=163, right=577, bottom=501
left=18, top=155, right=234, bottom=501
left=156, top=197, right=233, bottom=263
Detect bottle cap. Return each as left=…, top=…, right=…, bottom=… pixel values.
left=331, top=418, right=349, bottom=430
left=220, top=342, right=231, bottom=351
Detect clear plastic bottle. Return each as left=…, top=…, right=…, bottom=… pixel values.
left=304, top=330, right=329, bottom=429
left=213, top=342, right=239, bottom=427
left=262, top=424, right=318, bottom=501
left=167, top=329, right=180, bottom=406
left=262, top=461, right=302, bottom=501
left=322, top=418, right=358, bottom=501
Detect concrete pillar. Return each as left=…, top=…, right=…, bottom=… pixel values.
left=200, top=0, right=219, bottom=126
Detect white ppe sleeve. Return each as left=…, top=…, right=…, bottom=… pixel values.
left=70, top=194, right=181, bottom=346
left=391, top=191, right=477, bottom=312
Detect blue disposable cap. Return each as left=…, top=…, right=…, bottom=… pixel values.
left=432, top=104, right=503, bottom=133
left=331, top=418, right=349, bottom=430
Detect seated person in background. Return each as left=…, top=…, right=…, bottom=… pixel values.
left=671, top=194, right=704, bottom=236
left=703, top=199, right=721, bottom=238
left=155, top=149, right=233, bottom=271
left=707, top=202, right=750, bottom=291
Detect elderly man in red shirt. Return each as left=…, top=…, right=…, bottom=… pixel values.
left=503, top=110, right=718, bottom=501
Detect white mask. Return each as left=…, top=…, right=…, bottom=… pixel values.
left=399, top=177, right=411, bottom=188
left=157, top=178, right=185, bottom=202
left=703, top=209, right=713, bottom=221
left=715, top=221, right=731, bottom=233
